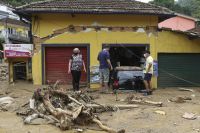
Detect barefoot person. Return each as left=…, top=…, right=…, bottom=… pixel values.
left=143, top=50, right=154, bottom=95
left=98, top=45, right=113, bottom=92
left=68, top=48, right=86, bottom=91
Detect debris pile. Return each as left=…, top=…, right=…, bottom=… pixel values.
left=124, top=94, right=163, bottom=107
left=17, top=82, right=126, bottom=133
left=168, top=96, right=192, bottom=103
left=0, top=96, right=14, bottom=111
left=0, top=63, right=8, bottom=81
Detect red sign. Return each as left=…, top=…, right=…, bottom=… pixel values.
left=4, top=44, right=33, bottom=58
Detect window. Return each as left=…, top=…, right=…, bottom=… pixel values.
left=8, top=28, right=13, bottom=34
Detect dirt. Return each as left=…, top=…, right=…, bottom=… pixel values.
left=1, top=81, right=200, bottom=133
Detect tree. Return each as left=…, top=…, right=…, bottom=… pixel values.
left=150, top=0, right=200, bottom=18
left=1, top=0, right=42, bottom=7
left=150, top=0, right=175, bottom=9
left=150, top=0, right=195, bottom=16
left=177, top=0, right=200, bottom=18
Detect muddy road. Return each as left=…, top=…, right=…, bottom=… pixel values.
left=0, top=82, right=200, bottom=133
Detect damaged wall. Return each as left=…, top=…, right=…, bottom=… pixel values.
left=31, top=14, right=158, bottom=86
left=0, top=63, right=9, bottom=90
left=0, top=63, right=8, bottom=81
left=30, top=13, right=200, bottom=88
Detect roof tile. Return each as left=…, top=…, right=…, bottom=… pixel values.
left=16, top=0, right=174, bottom=16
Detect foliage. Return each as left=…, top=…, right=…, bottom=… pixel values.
left=150, top=0, right=200, bottom=19
left=150, top=0, right=190, bottom=16
left=0, top=37, right=5, bottom=50
left=177, top=0, right=200, bottom=19
left=1, top=0, right=42, bottom=7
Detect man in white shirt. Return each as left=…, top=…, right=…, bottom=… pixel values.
left=143, top=51, right=153, bottom=95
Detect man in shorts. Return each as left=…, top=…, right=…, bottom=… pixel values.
left=143, top=50, right=154, bottom=95
left=98, top=45, right=113, bottom=92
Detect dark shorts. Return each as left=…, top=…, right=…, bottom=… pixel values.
left=144, top=73, right=152, bottom=81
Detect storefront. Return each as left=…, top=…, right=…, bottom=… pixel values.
left=4, top=44, right=33, bottom=82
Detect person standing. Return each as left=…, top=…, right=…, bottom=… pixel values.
left=98, top=45, right=113, bottom=92
left=143, top=50, right=154, bottom=95
left=68, top=48, right=86, bottom=91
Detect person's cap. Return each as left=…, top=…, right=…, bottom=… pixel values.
left=144, top=50, right=150, bottom=54
left=73, top=48, right=80, bottom=53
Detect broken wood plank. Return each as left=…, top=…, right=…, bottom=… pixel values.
left=128, top=100, right=163, bottom=107
left=86, top=104, right=138, bottom=110
left=93, top=118, right=125, bottom=133
left=178, top=88, right=194, bottom=92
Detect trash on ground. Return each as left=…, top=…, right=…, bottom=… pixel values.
left=154, top=110, right=166, bottom=115
left=74, top=128, right=84, bottom=132
left=169, top=96, right=192, bottom=103
left=178, top=88, right=194, bottom=92
left=125, top=94, right=163, bottom=107
left=0, top=96, right=14, bottom=107
left=182, top=112, right=197, bottom=120
left=193, top=128, right=200, bottom=132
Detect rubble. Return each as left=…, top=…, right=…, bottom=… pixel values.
left=154, top=110, right=166, bottom=115
left=182, top=112, right=197, bottom=120
left=124, top=94, right=163, bottom=107
left=16, top=81, right=126, bottom=133
left=0, top=96, right=15, bottom=111
left=0, top=63, right=8, bottom=81
left=169, top=96, right=192, bottom=103
left=178, top=88, right=194, bottom=92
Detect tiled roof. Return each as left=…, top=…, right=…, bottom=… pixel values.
left=188, top=27, right=200, bottom=35
left=0, top=18, right=29, bottom=27
left=161, top=27, right=200, bottom=38
left=16, top=0, right=174, bottom=16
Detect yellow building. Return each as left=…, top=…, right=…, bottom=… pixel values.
left=0, top=18, right=31, bottom=82
left=16, top=0, right=200, bottom=88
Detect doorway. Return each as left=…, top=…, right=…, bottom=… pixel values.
left=13, top=62, right=27, bottom=81
left=106, top=44, right=148, bottom=68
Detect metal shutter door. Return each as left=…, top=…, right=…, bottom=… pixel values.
left=45, top=47, right=87, bottom=84
left=158, top=53, right=200, bottom=87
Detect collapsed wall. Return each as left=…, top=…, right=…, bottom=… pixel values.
left=0, top=63, right=9, bottom=90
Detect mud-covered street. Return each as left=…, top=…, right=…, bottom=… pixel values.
left=0, top=82, right=200, bottom=133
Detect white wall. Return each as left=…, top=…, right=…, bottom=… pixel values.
left=0, top=4, right=19, bottom=20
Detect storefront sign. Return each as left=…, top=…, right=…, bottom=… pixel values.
left=153, top=60, right=158, bottom=77
left=90, top=65, right=100, bottom=83
left=4, top=44, right=33, bottom=57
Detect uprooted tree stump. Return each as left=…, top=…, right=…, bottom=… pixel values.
left=17, top=81, right=126, bottom=133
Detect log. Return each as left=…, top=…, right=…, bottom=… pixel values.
left=169, top=96, right=191, bottom=103
left=42, top=93, right=73, bottom=119
left=72, top=105, right=83, bottom=120
left=68, top=96, right=84, bottom=106
left=86, top=104, right=138, bottom=111
left=128, top=100, right=163, bottom=107
left=60, top=114, right=72, bottom=130
left=24, top=114, right=39, bottom=124
left=93, top=118, right=125, bottom=133
left=178, top=88, right=194, bottom=92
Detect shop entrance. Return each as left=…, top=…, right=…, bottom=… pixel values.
left=13, top=62, right=27, bottom=81
left=107, top=44, right=148, bottom=68
left=104, top=44, right=148, bottom=90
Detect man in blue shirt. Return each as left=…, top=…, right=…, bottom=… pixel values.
left=98, top=45, right=113, bottom=92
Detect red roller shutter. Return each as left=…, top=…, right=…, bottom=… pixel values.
left=45, top=47, right=87, bottom=84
